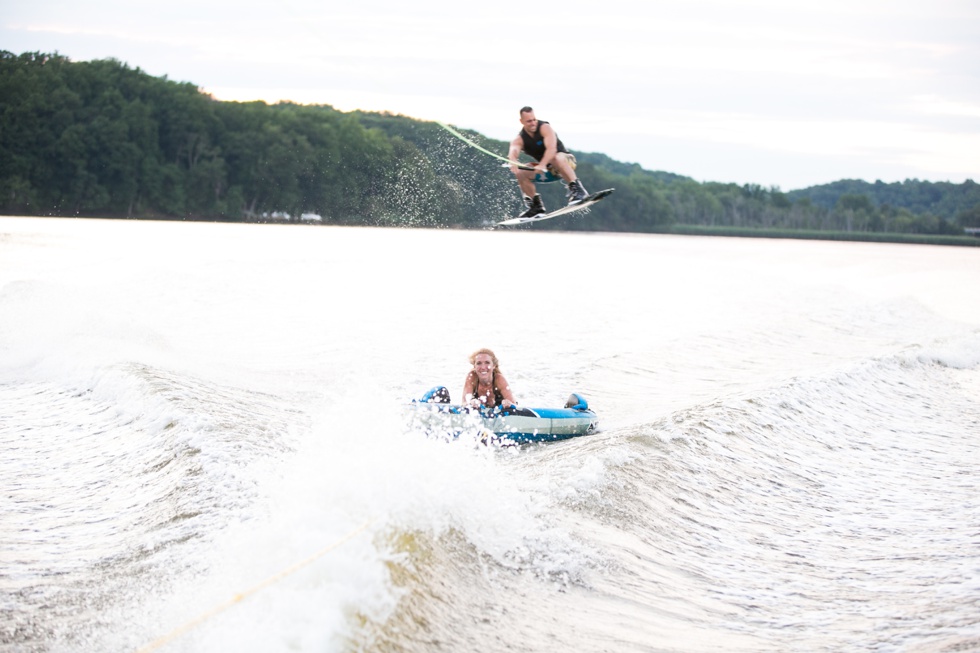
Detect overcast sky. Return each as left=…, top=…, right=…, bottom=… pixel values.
left=3, top=0, right=978, bottom=190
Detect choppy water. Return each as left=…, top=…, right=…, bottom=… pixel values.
left=2, top=217, right=979, bottom=652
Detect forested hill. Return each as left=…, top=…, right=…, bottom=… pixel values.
left=787, top=179, right=980, bottom=221
left=2, top=51, right=979, bottom=242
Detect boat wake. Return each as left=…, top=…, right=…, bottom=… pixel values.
left=368, top=334, right=980, bottom=651
left=3, top=327, right=978, bottom=651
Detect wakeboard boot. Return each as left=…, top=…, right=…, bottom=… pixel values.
left=567, top=179, right=589, bottom=205
left=517, top=194, right=546, bottom=219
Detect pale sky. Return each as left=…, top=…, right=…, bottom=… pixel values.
left=3, top=0, right=979, bottom=190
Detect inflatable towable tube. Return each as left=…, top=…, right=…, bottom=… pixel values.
left=408, top=386, right=599, bottom=444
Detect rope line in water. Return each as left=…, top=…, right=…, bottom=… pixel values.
left=135, top=519, right=374, bottom=653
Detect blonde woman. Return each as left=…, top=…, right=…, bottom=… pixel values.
left=462, top=348, right=516, bottom=409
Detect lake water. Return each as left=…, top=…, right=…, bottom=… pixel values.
left=2, top=217, right=979, bottom=652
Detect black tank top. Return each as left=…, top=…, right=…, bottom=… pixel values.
left=478, top=385, right=504, bottom=408
left=467, top=370, right=505, bottom=407
left=519, top=120, right=568, bottom=161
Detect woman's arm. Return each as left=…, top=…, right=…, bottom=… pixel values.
left=462, top=370, right=479, bottom=406
left=495, top=372, right=516, bottom=408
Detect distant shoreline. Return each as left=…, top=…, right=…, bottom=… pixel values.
left=5, top=214, right=978, bottom=247
left=643, top=224, right=980, bottom=247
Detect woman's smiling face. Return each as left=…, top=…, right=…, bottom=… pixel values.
left=473, top=353, right=494, bottom=379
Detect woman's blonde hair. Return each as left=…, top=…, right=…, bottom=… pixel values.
left=469, top=348, right=502, bottom=376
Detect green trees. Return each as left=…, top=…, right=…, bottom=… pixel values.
left=957, top=204, right=980, bottom=229
left=0, top=52, right=444, bottom=222
left=1, top=49, right=977, bottom=242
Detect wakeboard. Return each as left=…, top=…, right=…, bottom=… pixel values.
left=497, top=189, right=615, bottom=226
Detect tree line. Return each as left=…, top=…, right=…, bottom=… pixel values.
left=2, top=50, right=978, bottom=240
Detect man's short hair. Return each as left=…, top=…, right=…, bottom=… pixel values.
left=519, top=106, right=534, bottom=115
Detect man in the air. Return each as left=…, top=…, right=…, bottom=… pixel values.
left=508, top=106, right=589, bottom=219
